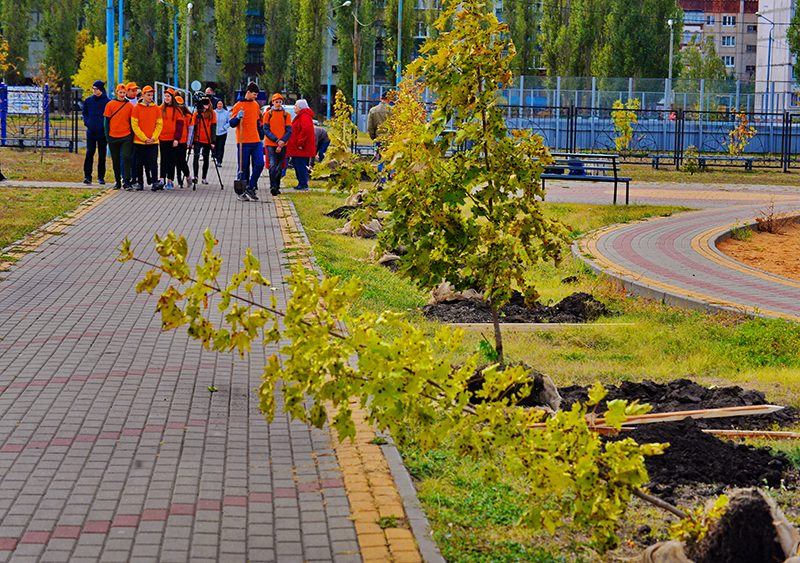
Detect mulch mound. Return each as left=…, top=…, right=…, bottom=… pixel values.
left=422, top=291, right=610, bottom=324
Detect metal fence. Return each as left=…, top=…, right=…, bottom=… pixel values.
left=0, top=85, right=79, bottom=152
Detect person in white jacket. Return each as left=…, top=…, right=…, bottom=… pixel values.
left=214, top=100, right=231, bottom=166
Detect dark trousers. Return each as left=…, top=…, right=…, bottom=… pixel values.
left=107, top=134, right=132, bottom=186
left=266, top=145, right=286, bottom=191
left=316, top=140, right=330, bottom=164
left=193, top=142, right=211, bottom=179
left=292, top=156, right=310, bottom=189
left=134, top=144, right=158, bottom=186
left=84, top=135, right=107, bottom=180
left=237, top=142, right=265, bottom=189
left=175, top=143, right=190, bottom=185
left=215, top=133, right=227, bottom=164
left=159, top=140, right=175, bottom=180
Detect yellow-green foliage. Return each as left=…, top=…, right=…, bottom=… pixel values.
left=611, top=98, right=641, bottom=152
left=119, top=228, right=665, bottom=553
left=71, top=39, right=129, bottom=95
left=670, top=495, right=729, bottom=546
left=683, top=145, right=700, bottom=174
left=727, top=111, right=756, bottom=156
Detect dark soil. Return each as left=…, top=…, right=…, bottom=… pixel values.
left=689, top=489, right=787, bottom=563
left=560, top=378, right=799, bottom=431
left=616, top=418, right=789, bottom=495
left=422, top=291, right=610, bottom=324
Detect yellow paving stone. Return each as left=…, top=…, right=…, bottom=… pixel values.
left=356, top=533, right=388, bottom=548
left=391, top=549, right=423, bottom=563
left=348, top=500, right=376, bottom=513
left=378, top=503, right=406, bottom=519
left=389, top=538, right=420, bottom=552
left=384, top=528, right=415, bottom=541
left=360, top=545, right=392, bottom=562
left=355, top=521, right=385, bottom=536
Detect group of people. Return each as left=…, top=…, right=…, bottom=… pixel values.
left=83, top=80, right=331, bottom=200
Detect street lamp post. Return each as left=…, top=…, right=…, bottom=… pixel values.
left=160, top=0, right=180, bottom=87
left=106, top=0, right=115, bottom=88
left=756, top=11, right=775, bottom=114
left=185, top=2, right=193, bottom=98
left=396, top=0, right=402, bottom=86
left=327, top=1, right=351, bottom=121
left=667, top=18, right=674, bottom=108
left=350, top=3, right=370, bottom=127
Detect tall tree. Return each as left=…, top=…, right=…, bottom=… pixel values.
left=294, top=0, right=325, bottom=112
left=1, top=0, right=28, bottom=83
left=262, top=0, right=292, bottom=94
left=334, top=0, right=378, bottom=106
left=679, top=34, right=729, bottom=80
left=787, top=0, right=800, bottom=79
left=84, top=0, right=105, bottom=41
left=215, top=0, right=246, bottom=100
left=503, top=0, right=541, bottom=75
left=39, top=0, right=80, bottom=88
left=383, top=0, right=414, bottom=85
left=593, top=0, right=677, bottom=79
left=540, top=0, right=606, bottom=77
left=126, top=0, right=171, bottom=87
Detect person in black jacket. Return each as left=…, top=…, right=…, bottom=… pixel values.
left=82, top=81, right=110, bottom=184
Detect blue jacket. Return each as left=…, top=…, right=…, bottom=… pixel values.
left=83, top=93, right=110, bottom=139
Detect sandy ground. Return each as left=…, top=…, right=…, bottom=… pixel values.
left=717, top=222, right=800, bottom=282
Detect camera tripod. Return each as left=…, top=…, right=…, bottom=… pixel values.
left=188, top=110, right=224, bottom=191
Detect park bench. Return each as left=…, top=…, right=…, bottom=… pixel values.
left=650, top=153, right=757, bottom=171
left=541, top=152, right=632, bottom=205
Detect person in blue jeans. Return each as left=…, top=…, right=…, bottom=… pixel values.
left=229, top=82, right=265, bottom=201
left=82, top=81, right=109, bottom=184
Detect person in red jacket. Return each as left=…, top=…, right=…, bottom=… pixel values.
left=286, top=99, right=315, bottom=191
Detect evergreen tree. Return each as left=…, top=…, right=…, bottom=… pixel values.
left=1, top=0, right=28, bottom=83
left=262, top=0, right=292, bottom=94
left=214, top=0, right=246, bottom=100
left=39, top=0, right=80, bottom=88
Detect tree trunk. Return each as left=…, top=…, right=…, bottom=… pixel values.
left=490, top=301, right=504, bottom=365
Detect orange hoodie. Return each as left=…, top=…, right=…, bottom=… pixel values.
left=131, top=100, right=163, bottom=145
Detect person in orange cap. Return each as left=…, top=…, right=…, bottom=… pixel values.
left=131, top=85, right=163, bottom=190
left=189, top=95, right=216, bottom=185
left=125, top=82, right=138, bottom=106
left=104, top=83, right=134, bottom=190
left=263, top=92, right=292, bottom=196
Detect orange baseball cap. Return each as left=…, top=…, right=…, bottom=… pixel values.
left=175, top=96, right=184, bottom=104
left=165, top=88, right=176, bottom=97
left=115, top=83, right=126, bottom=92
left=126, top=82, right=138, bottom=90
left=142, top=85, right=154, bottom=94
left=271, top=93, right=284, bottom=101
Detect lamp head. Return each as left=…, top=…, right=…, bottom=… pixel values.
left=668, top=18, right=673, bottom=26
left=756, top=11, right=762, bottom=16
left=187, top=2, right=192, bottom=10
left=342, top=1, right=351, bottom=5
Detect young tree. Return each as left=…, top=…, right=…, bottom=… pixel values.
left=787, top=1, right=800, bottom=78
left=214, top=0, right=246, bottom=99
left=1, top=0, right=28, bottom=84
left=333, top=0, right=378, bottom=107
left=39, top=0, right=79, bottom=88
left=262, top=0, right=293, bottom=94
left=377, top=0, right=570, bottom=364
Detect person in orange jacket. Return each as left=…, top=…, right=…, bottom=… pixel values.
left=173, top=95, right=192, bottom=189
left=263, top=92, right=292, bottom=196
left=189, top=96, right=217, bottom=185
left=229, top=82, right=265, bottom=201
left=158, top=88, right=182, bottom=190
left=131, top=85, right=163, bottom=191
left=103, top=83, right=134, bottom=190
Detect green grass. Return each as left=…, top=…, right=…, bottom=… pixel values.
left=0, top=188, right=102, bottom=249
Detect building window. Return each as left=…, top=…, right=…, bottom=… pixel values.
left=747, top=24, right=757, bottom=32
left=415, top=22, right=428, bottom=38
left=706, top=15, right=715, bottom=25
left=685, top=11, right=704, bottom=24
left=746, top=45, right=756, bottom=52
left=746, top=65, right=756, bottom=72
left=722, top=15, right=736, bottom=26
left=722, top=56, right=735, bottom=67
left=722, top=36, right=735, bottom=46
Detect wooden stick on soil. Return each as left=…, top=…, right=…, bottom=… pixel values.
left=594, top=405, right=783, bottom=426
left=703, top=429, right=800, bottom=440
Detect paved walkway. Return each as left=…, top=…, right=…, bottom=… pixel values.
left=0, top=144, right=436, bottom=563
left=545, top=180, right=800, bottom=320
